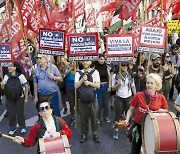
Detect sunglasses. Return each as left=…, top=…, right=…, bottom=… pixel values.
left=166, top=56, right=170, bottom=58
left=39, top=105, right=50, bottom=111
left=121, top=64, right=128, bottom=67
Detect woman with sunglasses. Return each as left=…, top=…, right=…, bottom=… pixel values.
left=125, top=73, right=168, bottom=154
left=13, top=101, right=72, bottom=152
left=162, top=53, right=174, bottom=100
left=111, top=61, right=136, bottom=140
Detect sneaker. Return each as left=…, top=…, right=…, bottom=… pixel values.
left=80, top=134, right=87, bottom=143
left=93, top=135, right=101, bottom=143
left=9, top=128, right=17, bottom=135
left=21, top=128, right=26, bottom=134
left=113, top=131, right=119, bottom=140
left=4, top=112, right=8, bottom=118
left=63, top=108, right=68, bottom=114
left=104, top=117, right=111, bottom=123
left=97, top=119, right=101, bottom=124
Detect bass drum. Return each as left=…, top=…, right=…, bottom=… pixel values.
left=39, top=135, right=71, bottom=154
left=142, top=112, right=180, bottom=154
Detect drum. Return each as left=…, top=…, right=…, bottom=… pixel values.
left=39, top=135, right=71, bottom=154
left=142, top=112, right=180, bottom=154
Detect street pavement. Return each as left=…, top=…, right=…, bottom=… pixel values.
left=0, top=94, right=177, bottom=154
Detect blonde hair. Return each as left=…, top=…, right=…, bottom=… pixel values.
left=146, top=73, right=162, bottom=91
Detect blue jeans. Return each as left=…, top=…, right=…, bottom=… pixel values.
left=96, top=82, right=110, bottom=119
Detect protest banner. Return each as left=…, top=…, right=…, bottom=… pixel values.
left=67, top=33, right=98, bottom=61
left=39, top=28, right=65, bottom=55
left=138, top=25, right=166, bottom=53
left=0, top=43, right=12, bottom=62
left=106, top=34, right=134, bottom=62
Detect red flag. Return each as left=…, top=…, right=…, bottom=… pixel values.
left=119, top=0, right=142, bottom=20
left=171, top=0, right=180, bottom=6
left=146, top=0, right=161, bottom=12
left=97, top=0, right=122, bottom=17
left=86, top=9, right=96, bottom=28
left=74, top=0, right=85, bottom=18
left=163, top=0, right=172, bottom=12
left=172, top=3, right=180, bottom=14
left=145, top=12, right=162, bottom=26
left=0, top=13, right=10, bottom=41
left=9, top=0, right=26, bottom=61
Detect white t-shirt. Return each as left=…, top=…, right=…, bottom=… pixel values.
left=75, top=69, right=100, bottom=85
left=43, top=121, right=56, bottom=139
left=112, top=73, right=135, bottom=98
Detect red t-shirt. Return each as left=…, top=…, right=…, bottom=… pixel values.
left=130, top=92, right=168, bottom=124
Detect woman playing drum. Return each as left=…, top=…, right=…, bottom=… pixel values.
left=13, top=101, right=72, bottom=153
left=125, top=73, right=168, bottom=154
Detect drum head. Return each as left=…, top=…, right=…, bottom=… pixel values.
left=143, top=114, right=155, bottom=154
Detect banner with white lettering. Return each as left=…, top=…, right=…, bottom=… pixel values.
left=39, top=28, right=65, bottom=55
left=138, top=26, right=166, bottom=53
left=67, top=33, right=98, bottom=61
left=0, top=43, right=12, bottom=62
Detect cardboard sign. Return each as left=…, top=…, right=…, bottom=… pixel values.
left=139, top=26, right=166, bottom=49
left=67, top=33, right=98, bottom=61
left=39, top=28, right=65, bottom=54
left=106, top=34, right=134, bottom=56
left=167, top=20, right=180, bottom=34
left=0, top=43, right=12, bottom=62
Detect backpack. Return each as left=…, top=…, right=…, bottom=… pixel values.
left=4, top=74, right=23, bottom=101
left=78, top=69, right=96, bottom=103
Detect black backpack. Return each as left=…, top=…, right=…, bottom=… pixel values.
left=4, top=74, right=23, bottom=101
left=78, top=69, right=96, bottom=103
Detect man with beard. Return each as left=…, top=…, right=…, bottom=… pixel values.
left=148, top=53, right=164, bottom=78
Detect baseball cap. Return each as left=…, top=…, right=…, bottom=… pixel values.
left=151, top=53, right=161, bottom=60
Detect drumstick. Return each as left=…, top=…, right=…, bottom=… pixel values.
left=0, top=132, right=15, bottom=140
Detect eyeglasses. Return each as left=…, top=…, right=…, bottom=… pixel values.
left=39, top=105, right=50, bottom=111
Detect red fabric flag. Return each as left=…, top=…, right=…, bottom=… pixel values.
left=172, top=3, right=180, bottom=14
left=74, top=0, right=85, bottom=18
left=171, top=0, right=180, bottom=6
left=163, top=0, right=172, bottom=12
left=119, top=0, right=142, bottom=20
left=9, top=0, right=26, bottom=61
left=146, top=0, right=161, bottom=12
left=86, top=9, right=96, bottom=28
left=0, top=14, right=10, bottom=41
left=97, top=0, right=122, bottom=17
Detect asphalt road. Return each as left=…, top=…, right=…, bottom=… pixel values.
left=0, top=94, right=177, bottom=154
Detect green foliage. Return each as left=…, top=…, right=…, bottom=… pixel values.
left=55, top=0, right=59, bottom=7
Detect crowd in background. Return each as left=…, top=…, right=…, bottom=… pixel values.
left=0, top=29, right=179, bottom=147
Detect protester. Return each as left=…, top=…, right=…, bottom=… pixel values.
left=65, top=61, right=76, bottom=125
left=13, top=101, right=72, bottom=153
left=174, top=94, right=180, bottom=122
left=75, top=61, right=101, bottom=143
left=57, top=55, right=69, bottom=115
left=111, top=61, right=136, bottom=140
left=94, top=53, right=111, bottom=124
left=34, top=54, right=62, bottom=117
left=162, top=52, right=174, bottom=100
left=169, top=44, right=180, bottom=101
left=148, top=53, right=164, bottom=78
left=125, top=73, right=168, bottom=154
left=3, top=62, right=29, bottom=135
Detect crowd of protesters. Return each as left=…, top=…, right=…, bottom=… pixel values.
left=0, top=30, right=179, bottom=154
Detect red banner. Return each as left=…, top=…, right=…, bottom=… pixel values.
left=9, top=0, right=26, bottom=61
left=119, top=0, right=142, bottom=20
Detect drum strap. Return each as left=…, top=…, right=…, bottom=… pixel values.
left=143, top=91, right=150, bottom=106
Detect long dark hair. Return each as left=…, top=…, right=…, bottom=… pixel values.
left=13, top=62, right=23, bottom=74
